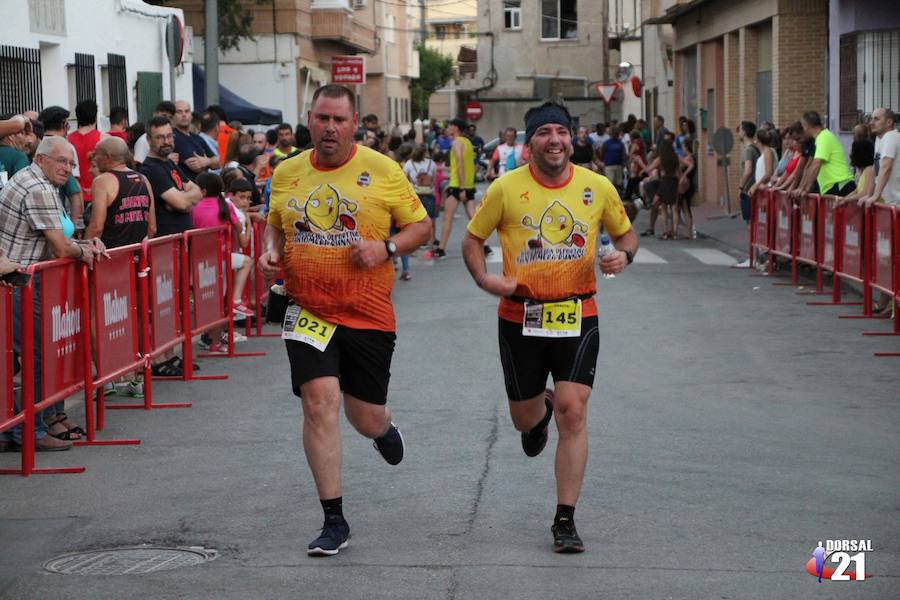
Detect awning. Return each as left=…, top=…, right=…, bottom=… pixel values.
left=192, top=64, right=283, bottom=126
left=644, top=0, right=710, bottom=25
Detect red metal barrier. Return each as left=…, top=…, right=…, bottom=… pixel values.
left=246, top=219, right=280, bottom=338
left=0, top=260, right=87, bottom=476
left=869, top=205, right=900, bottom=354
left=793, top=194, right=827, bottom=294
left=77, top=244, right=143, bottom=446
left=806, top=196, right=863, bottom=307
left=108, top=234, right=191, bottom=409
left=0, top=286, right=21, bottom=455
left=183, top=225, right=265, bottom=374
left=749, top=189, right=772, bottom=269
left=768, top=190, right=802, bottom=285
left=1, top=287, right=12, bottom=420
left=180, top=226, right=229, bottom=380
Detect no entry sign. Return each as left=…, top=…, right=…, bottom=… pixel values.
left=465, top=100, right=484, bottom=121
left=332, top=56, right=366, bottom=85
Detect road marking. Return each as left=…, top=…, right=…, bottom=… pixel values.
left=632, top=249, right=667, bottom=264
left=680, top=247, right=738, bottom=266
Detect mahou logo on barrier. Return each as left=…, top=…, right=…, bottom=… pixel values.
left=95, top=252, right=137, bottom=376
left=51, top=302, right=80, bottom=349
left=42, top=264, right=83, bottom=394
left=197, top=261, right=217, bottom=302
left=191, top=233, right=222, bottom=330
left=150, top=241, right=180, bottom=347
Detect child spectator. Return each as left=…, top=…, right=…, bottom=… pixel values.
left=191, top=172, right=250, bottom=353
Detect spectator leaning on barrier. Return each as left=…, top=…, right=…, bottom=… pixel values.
left=794, top=111, right=855, bottom=198
left=139, top=116, right=202, bottom=237
left=84, top=136, right=156, bottom=247
left=0, top=136, right=108, bottom=452
left=139, top=115, right=202, bottom=377
left=860, top=107, right=900, bottom=207
left=836, top=138, right=876, bottom=207
left=37, top=106, right=85, bottom=232
left=737, top=121, right=760, bottom=216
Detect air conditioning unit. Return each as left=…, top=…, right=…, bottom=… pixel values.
left=354, top=0, right=367, bottom=8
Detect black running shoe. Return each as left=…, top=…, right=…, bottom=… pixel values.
left=551, top=517, right=585, bottom=553
left=433, top=248, right=447, bottom=259
left=308, top=514, right=350, bottom=556
left=484, top=244, right=493, bottom=256
left=521, top=389, right=554, bottom=457
left=373, top=422, right=405, bottom=465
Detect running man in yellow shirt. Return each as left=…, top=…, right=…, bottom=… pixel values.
left=434, top=117, right=477, bottom=259
left=259, top=85, right=431, bottom=557
left=462, top=101, right=638, bottom=553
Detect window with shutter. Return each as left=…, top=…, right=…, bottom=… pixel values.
left=840, top=34, right=859, bottom=131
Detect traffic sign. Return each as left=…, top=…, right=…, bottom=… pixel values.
left=711, top=127, right=734, bottom=156
left=331, top=56, right=366, bottom=85
left=465, top=100, right=484, bottom=121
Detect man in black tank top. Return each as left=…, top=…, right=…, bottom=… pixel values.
left=84, top=137, right=156, bottom=247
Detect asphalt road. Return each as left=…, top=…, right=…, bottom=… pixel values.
left=1, top=207, right=898, bottom=599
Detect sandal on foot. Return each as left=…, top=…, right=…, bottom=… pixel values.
left=151, top=361, right=183, bottom=377
left=52, top=427, right=85, bottom=441
left=170, top=356, right=199, bottom=372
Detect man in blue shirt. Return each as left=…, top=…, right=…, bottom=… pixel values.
left=172, top=100, right=218, bottom=182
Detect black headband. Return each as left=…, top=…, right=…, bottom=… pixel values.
left=525, top=104, right=572, bottom=143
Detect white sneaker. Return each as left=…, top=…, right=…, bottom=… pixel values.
left=735, top=258, right=751, bottom=268
left=223, top=331, right=247, bottom=344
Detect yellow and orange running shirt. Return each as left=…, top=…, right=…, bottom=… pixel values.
left=268, top=144, right=427, bottom=331
left=467, top=163, right=631, bottom=323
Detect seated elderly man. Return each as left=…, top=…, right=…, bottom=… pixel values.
left=0, top=136, right=107, bottom=452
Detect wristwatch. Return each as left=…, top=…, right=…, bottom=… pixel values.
left=623, top=249, right=634, bottom=265
left=384, top=240, right=397, bottom=257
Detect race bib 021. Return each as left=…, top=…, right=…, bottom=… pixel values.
left=522, top=299, right=582, bottom=338
left=282, top=305, right=337, bottom=351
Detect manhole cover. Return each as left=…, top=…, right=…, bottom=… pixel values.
left=44, top=546, right=218, bottom=575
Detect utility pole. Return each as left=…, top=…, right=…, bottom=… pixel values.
left=419, top=0, right=426, bottom=45
left=205, top=0, right=219, bottom=105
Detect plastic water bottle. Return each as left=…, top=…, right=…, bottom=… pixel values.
left=598, top=234, right=617, bottom=279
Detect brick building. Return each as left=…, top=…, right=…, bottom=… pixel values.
left=648, top=0, right=829, bottom=209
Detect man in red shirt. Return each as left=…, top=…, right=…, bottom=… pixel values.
left=107, top=106, right=129, bottom=142
left=68, top=99, right=103, bottom=203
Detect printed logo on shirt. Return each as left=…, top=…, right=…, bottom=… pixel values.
left=582, top=187, right=593, bottom=206
left=170, top=168, right=184, bottom=190
left=357, top=171, right=371, bottom=187
left=287, top=183, right=360, bottom=247
left=518, top=200, right=588, bottom=264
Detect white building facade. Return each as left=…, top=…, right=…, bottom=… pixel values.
left=1, top=0, right=191, bottom=127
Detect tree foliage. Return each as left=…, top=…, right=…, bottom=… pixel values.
left=411, top=43, right=455, bottom=120
left=148, top=0, right=265, bottom=51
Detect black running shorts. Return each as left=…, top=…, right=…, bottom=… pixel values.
left=498, top=316, right=600, bottom=401
left=447, top=187, right=477, bottom=202
left=285, top=326, right=396, bottom=405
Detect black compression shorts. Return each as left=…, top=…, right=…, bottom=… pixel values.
left=285, top=326, right=396, bottom=405
left=497, top=316, right=600, bottom=401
